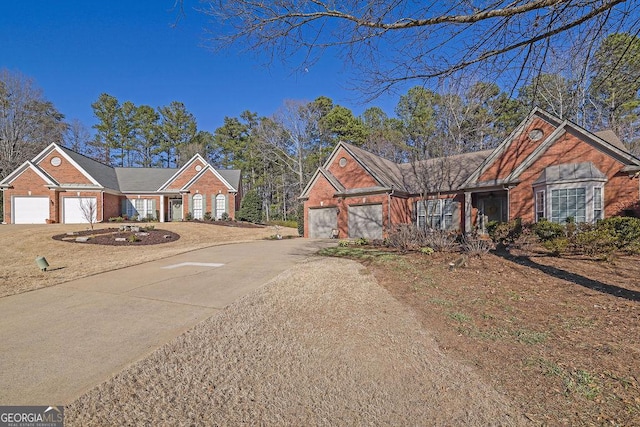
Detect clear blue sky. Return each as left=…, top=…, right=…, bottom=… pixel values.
left=0, top=0, right=398, bottom=135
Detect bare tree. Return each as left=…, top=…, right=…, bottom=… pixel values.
left=200, top=1, right=639, bottom=98
left=79, top=198, right=98, bottom=230
left=0, top=69, right=65, bottom=178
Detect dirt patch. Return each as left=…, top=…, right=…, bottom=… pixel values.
left=66, top=258, right=526, bottom=426
left=363, top=248, right=640, bottom=426
left=52, top=228, right=180, bottom=246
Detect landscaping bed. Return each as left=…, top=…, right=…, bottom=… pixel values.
left=52, top=227, right=180, bottom=246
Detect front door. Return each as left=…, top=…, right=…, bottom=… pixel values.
left=477, top=194, right=507, bottom=232
left=170, top=199, right=183, bottom=221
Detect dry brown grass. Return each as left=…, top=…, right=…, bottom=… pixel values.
left=0, top=222, right=297, bottom=297
left=66, top=257, right=526, bottom=426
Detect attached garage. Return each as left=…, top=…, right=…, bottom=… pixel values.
left=308, top=207, right=338, bottom=238
left=348, top=204, right=383, bottom=239
left=13, top=196, right=50, bottom=224
left=63, top=197, right=97, bottom=224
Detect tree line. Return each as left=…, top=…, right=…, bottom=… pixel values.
left=1, top=32, right=639, bottom=222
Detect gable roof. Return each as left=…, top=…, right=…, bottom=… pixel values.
left=2, top=143, right=240, bottom=194
left=115, top=168, right=176, bottom=192
left=0, top=160, right=59, bottom=188
left=463, top=107, right=640, bottom=189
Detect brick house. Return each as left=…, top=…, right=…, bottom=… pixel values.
left=0, top=143, right=242, bottom=224
left=300, top=108, right=640, bottom=238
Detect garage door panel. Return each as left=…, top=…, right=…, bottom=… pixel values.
left=308, top=207, right=337, bottom=238
left=348, top=204, right=383, bottom=239
left=63, top=197, right=97, bottom=224
left=13, top=197, right=49, bottom=224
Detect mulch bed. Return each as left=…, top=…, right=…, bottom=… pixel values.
left=52, top=228, right=180, bottom=246
left=188, top=219, right=265, bottom=228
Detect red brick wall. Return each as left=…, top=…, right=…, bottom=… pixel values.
left=37, top=151, right=93, bottom=185
left=103, top=193, right=121, bottom=221
left=326, top=147, right=380, bottom=188
left=164, top=159, right=206, bottom=191
left=479, top=118, right=555, bottom=182
left=3, top=168, right=53, bottom=223
left=184, top=169, right=236, bottom=219
left=508, top=131, right=638, bottom=222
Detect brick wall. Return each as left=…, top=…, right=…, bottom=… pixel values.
left=37, top=151, right=93, bottom=185
left=164, top=159, right=206, bottom=191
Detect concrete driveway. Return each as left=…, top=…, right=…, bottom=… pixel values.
left=0, top=238, right=332, bottom=405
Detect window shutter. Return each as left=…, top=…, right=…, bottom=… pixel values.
left=121, top=199, right=126, bottom=216
left=211, top=195, right=216, bottom=218
left=202, top=195, right=207, bottom=214
left=151, top=199, right=157, bottom=219
left=224, top=195, right=229, bottom=214
left=450, top=201, right=461, bottom=231
left=188, top=195, right=193, bottom=215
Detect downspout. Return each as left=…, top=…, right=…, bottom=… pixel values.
left=101, top=191, right=104, bottom=222
left=387, top=189, right=394, bottom=235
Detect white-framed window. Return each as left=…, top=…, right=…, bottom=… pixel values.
left=125, top=199, right=155, bottom=220
left=193, top=194, right=203, bottom=220
left=551, top=188, right=586, bottom=223
left=535, top=190, right=545, bottom=222
left=215, top=194, right=226, bottom=219
left=416, top=199, right=455, bottom=230
left=594, top=187, right=603, bottom=221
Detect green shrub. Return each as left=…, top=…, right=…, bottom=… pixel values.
left=296, top=203, right=304, bottom=237
left=204, top=211, right=212, bottom=221
left=597, top=216, right=640, bottom=250
left=543, top=237, right=568, bottom=256
left=573, top=227, right=617, bottom=257
left=238, top=189, right=262, bottom=223
left=221, top=212, right=230, bottom=221
left=532, top=219, right=564, bottom=242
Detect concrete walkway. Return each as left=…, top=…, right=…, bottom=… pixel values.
left=0, top=238, right=331, bottom=405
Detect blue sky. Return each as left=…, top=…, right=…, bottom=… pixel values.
left=0, top=0, right=399, bottom=136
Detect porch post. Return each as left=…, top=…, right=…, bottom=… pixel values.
left=464, top=191, right=472, bottom=234
left=159, top=196, right=165, bottom=223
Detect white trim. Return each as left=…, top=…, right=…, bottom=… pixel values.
left=32, top=143, right=101, bottom=186
left=0, top=161, right=59, bottom=187
left=179, top=164, right=235, bottom=192
left=159, top=154, right=213, bottom=190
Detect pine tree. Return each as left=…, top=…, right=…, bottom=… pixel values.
left=238, top=189, right=262, bottom=223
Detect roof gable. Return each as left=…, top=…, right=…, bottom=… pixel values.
left=180, top=164, right=236, bottom=192
left=0, top=160, right=58, bottom=188
left=158, top=154, right=210, bottom=191
left=300, top=168, right=345, bottom=199
left=462, top=108, right=640, bottom=189
left=33, top=143, right=103, bottom=187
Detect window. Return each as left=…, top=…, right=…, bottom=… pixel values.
left=535, top=191, right=545, bottom=221
left=125, top=199, right=154, bottom=219
left=215, top=194, right=226, bottom=219
left=551, top=188, right=586, bottom=223
left=193, top=194, right=203, bottom=220
left=417, top=199, right=455, bottom=230
left=594, top=187, right=603, bottom=221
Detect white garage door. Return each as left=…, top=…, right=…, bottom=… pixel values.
left=348, top=204, right=383, bottom=239
left=63, top=197, right=97, bottom=224
left=13, top=197, right=49, bottom=224
left=308, top=207, right=338, bottom=238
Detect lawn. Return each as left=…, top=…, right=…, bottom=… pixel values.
left=0, top=221, right=297, bottom=297
left=321, top=245, right=640, bottom=426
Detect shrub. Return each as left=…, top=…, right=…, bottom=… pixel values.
left=461, top=236, right=493, bottom=256
left=532, top=219, right=564, bottom=242
left=204, top=211, right=212, bottom=221
left=386, top=224, right=424, bottom=252
left=573, top=227, right=617, bottom=257
left=221, top=212, right=230, bottom=221
left=296, top=203, right=304, bottom=237
left=543, top=237, right=568, bottom=256
left=597, top=216, right=640, bottom=250
left=238, top=189, right=262, bottom=223
left=488, top=218, right=523, bottom=247
left=128, top=234, right=139, bottom=243
left=355, top=237, right=369, bottom=246
left=185, top=213, right=193, bottom=221
left=423, top=230, right=459, bottom=252
left=108, top=216, right=125, bottom=223
left=420, top=247, right=434, bottom=255
left=267, top=219, right=298, bottom=229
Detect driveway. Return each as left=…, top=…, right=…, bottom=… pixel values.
left=0, top=238, right=331, bottom=405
